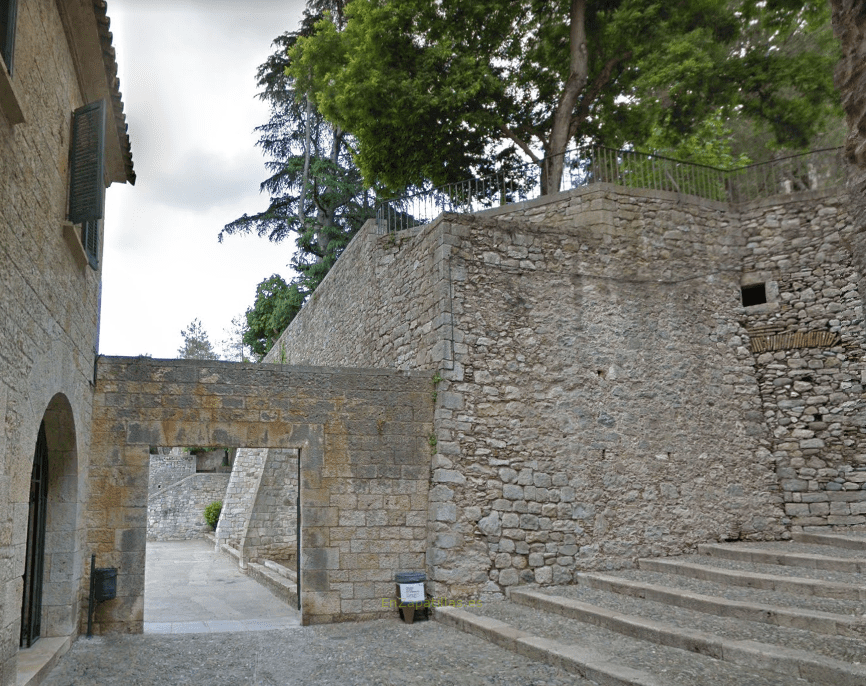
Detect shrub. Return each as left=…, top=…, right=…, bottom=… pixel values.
left=204, top=501, right=222, bottom=529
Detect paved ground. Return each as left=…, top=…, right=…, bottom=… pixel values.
left=144, top=539, right=300, bottom=634
left=40, top=540, right=580, bottom=685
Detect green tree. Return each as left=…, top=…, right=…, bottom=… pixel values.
left=288, top=0, right=841, bottom=195
left=178, top=319, right=221, bottom=361
left=220, top=1, right=375, bottom=349
left=243, top=275, right=305, bottom=359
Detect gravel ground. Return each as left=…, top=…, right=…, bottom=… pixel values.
left=660, top=553, right=866, bottom=585
left=543, top=582, right=866, bottom=664
left=41, top=618, right=585, bottom=686
left=466, top=601, right=808, bottom=686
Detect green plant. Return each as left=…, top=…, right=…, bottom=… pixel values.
left=204, top=501, right=222, bottom=529
left=428, top=434, right=438, bottom=454
left=279, top=341, right=287, bottom=364
left=431, top=371, right=443, bottom=403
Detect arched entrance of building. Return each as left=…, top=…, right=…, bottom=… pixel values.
left=20, top=393, right=80, bottom=647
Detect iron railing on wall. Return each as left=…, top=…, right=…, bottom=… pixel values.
left=375, top=146, right=845, bottom=234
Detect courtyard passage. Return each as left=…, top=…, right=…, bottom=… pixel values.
left=38, top=542, right=582, bottom=685
left=144, top=539, right=300, bottom=634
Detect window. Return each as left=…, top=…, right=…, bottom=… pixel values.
left=741, top=283, right=767, bottom=307
left=69, top=100, right=106, bottom=269
left=0, top=0, right=17, bottom=76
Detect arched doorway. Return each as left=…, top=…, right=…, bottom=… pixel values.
left=20, top=393, right=80, bottom=646
left=20, top=421, right=48, bottom=647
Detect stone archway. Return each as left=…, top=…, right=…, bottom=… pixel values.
left=21, top=393, right=82, bottom=645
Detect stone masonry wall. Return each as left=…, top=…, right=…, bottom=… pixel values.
left=1, top=1, right=109, bottom=682
left=738, top=191, right=866, bottom=529
left=89, top=358, right=432, bottom=629
left=268, top=183, right=859, bottom=601
left=147, top=452, right=196, bottom=494
left=427, top=191, right=784, bottom=599
left=146, top=472, right=229, bottom=541
left=245, top=449, right=299, bottom=563
left=266, top=217, right=452, bottom=371
left=217, top=448, right=268, bottom=551
left=217, top=448, right=299, bottom=565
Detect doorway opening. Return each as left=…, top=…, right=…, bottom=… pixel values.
left=20, top=422, right=48, bottom=648
left=143, top=445, right=300, bottom=632
left=19, top=393, right=81, bottom=650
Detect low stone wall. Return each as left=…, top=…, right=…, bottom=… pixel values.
left=147, top=472, right=229, bottom=541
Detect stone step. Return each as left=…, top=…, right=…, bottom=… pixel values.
left=246, top=562, right=298, bottom=610
left=436, top=599, right=815, bottom=686
left=698, top=542, right=866, bottom=573
left=512, top=588, right=866, bottom=686
left=263, top=558, right=297, bottom=584
left=794, top=531, right=866, bottom=551
left=575, top=571, right=866, bottom=638
left=638, top=556, right=866, bottom=601
left=436, top=606, right=659, bottom=686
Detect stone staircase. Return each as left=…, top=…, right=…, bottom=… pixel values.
left=436, top=532, right=866, bottom=685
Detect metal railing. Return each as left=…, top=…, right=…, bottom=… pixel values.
left=375, top=146, right=845, bottom=233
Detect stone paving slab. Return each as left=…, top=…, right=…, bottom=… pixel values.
left=144, top=539, right=300, bottom=632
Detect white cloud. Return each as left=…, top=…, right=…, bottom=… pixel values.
left=100, top=0, right=307, bottom=358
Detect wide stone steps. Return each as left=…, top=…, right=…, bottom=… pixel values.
left=435, top=534, right=866, bottom=685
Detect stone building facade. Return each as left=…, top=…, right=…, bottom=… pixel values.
left=267, top=179, right=865, bottom=600
left=0, top=0, right=134, bottom=684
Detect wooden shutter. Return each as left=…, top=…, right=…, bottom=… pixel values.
left=69, top=100, right=106, bottom=224
left=0, top=0, right=17, bottom=76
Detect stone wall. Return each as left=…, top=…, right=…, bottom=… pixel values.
left=217, top=448, right=299, bottom=565
left=245, top=449, right=299, bottom=564
left=146, top=473, right=229, bottom=541
left=89, top=357, right=432, bottom=629
left=268, top=182, right=861, bottom=600
left=738, top=192, right=866, bottom=530
left=0, top=1, right=133, bottom=683
left=266, top=216, right=451, bottom=371
left=147, top=452, right=196, bottom=494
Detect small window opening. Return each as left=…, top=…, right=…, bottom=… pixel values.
left=741, top=283, right=767, bottom=307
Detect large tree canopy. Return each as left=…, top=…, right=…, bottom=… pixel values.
left=220, top=1, right=377, bottom=356
left=288, top=0, right=841, bottom=194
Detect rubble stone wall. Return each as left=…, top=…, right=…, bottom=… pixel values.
left=146, top=472, right=229, bottom=541
left=268, top=183, right=863, bottom=600
left=738, top=192, right=866, bottom=530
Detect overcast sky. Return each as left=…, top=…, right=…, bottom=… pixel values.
left=100, top=0, right=307, bottom=358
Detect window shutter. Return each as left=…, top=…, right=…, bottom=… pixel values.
left=0, top=0, right=18, bottom=76
left=81, top=220, right=99, bottom=270
left=69, top=100, right=106, bottom=224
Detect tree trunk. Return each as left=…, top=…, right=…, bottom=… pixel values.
left=546, top=0, right=588, bottom=194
